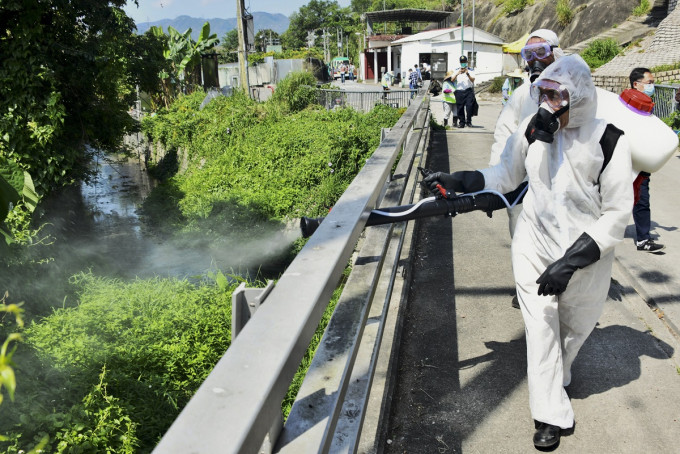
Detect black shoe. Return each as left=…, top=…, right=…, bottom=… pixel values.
left=637, top=239, right=665, bottom=253
left=533, top=422, right=560, bottom=450
left=511, top=295, right=520, bottom=309
left=457, top=123, right=465, bottom=128
left=466, top=122, right=472, bottom=127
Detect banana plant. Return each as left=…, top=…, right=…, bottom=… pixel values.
left=0, top=156, right=39, bottom=246
left=151, top=22, right=219, bottom=106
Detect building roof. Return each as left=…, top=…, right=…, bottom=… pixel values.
left=392, top=26, right=504, bottom=46
left=363, top=8, right=452, bottom=24
left=392, top=28, right=456, bottom=44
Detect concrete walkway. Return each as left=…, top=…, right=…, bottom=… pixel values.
left=382, top=97, right=680, bottom=453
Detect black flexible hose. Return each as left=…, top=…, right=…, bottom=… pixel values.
left=300, top=182, right=528, bottom=238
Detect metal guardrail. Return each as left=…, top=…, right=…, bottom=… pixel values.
left=317, top=88, right=419, bottom=112
left=653, top=84, right=679, bottom=119
left=153, top=92, right=432, bottom=453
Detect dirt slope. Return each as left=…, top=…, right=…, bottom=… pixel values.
left=453, top=0, right=644, bottom=48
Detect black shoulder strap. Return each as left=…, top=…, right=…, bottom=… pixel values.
left=598, top=123, right=624, bottom=183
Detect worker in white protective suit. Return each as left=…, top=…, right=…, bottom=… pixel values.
left=422, top=55, right=634, bottom=450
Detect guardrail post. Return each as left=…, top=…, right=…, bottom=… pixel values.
left=230, top=280, right=282, bottom=454
left=232, top=280, right=275, bottom=339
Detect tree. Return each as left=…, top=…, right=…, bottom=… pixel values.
left=218, top=29, right=240, bottom=63
left=255, top=29, right=280, bottom=52
left=0, top=0, right=166, bottom=198
left=281, top=0, right=357, bottom=51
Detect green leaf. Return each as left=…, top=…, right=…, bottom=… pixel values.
left=22, top=171, right=39, bottom=213
left=0, top=363, right=17, bottom=401
left=0, top=156, right=22, bottom=221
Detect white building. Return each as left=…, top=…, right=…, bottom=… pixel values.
left=391, top=26, right=505, bottom=84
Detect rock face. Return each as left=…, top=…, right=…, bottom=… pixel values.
left=455, top=0, right=642, bottom=47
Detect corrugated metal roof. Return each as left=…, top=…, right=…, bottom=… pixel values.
left=363, top=8, right=452, bottom=23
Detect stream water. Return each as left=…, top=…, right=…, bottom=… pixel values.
left=36, top=149, right=299, bottom=282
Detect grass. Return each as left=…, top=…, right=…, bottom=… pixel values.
left=556, top=0, right=574, bottom=26
left=632, top=0, right=651, bottom=17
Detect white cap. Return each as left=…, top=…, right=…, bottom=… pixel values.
left=528, top=29, right=559, bottom=47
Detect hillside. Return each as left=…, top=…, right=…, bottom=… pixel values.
left=451, top=0, right=647, bottom=48
left=133, top=12, right=290, bottom=39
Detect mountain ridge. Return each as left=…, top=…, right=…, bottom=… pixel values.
left=133, top=12, right=290, bottom=40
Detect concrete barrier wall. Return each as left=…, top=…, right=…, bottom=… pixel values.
left=593, top=68, right=680, bottom=93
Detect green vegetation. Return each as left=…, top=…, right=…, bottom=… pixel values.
left=632, top=0, right=651, bottom=17
left=651, top=62, right=680, bottom=73
left=1, top=0, right=167, bottom=244
left=489, top=76, right=506, bottom=93
left=2, top=66, right=401, bottom=451
left=150, top=22, right=219, bottom=109
left=1, top=272, right=234, bottom=452
left=140, top=76, right=401, bottom=228
left=556, top=0, right=574, bottom=26
left=662, top=111, right=680, bottom=130
left=580, top=38, right=621, bottom=69
left=495, top=0, right=534, bottom=15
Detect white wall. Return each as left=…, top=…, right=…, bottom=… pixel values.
left=400, top=41, right=432, bottom=80
left=431, top=42, right=503, bottom=83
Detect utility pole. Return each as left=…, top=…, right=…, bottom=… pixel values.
left=460, top=0, right=464, bottom=58
left=236, top=0, right=250, bottom=97
left=472, top=0, right=475, bottom=67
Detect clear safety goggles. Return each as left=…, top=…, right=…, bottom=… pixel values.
left=520, top=42, right=555, bottom=62
left=529, top=80, right=569, bottom=110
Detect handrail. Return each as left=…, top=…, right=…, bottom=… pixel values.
left=317, top=87, right=419, bottom=112
left=152, top=88, right=431, bottom=454
left=653, top=84, right=679, bottom=119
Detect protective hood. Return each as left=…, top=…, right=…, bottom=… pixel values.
left=535, top=54, right=595, bottom=129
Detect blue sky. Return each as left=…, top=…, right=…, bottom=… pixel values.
left=123, top=0, right=352, bottom=23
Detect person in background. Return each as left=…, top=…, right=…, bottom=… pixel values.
left=408, top=68, right=419, bottom=99
left=423, top=55, right=633, bottom=450
left=422, top=62, right=431, bottom=80
left=441, top=70, right=457, bottom=128
left=502, top=69, right=527, bottom=105
left=630, top=67, right=665, bottom=253
left=452, top=55, right=476, bottom=128
left=414, top=64, right=423, bottom=84
left=339, top=63, right=347, bottom=83
left=381, top=70, right=393, bottom=100
left=348, top=63, right=355, bottom=81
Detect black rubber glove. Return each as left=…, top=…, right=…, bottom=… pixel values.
left=421, top=170, right=485, bottom=194
left=525, top=106, right=563, bottom=144
left=536, top=232, right=601, bottom=296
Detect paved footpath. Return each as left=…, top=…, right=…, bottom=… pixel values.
left=382, top=95, right=680, bottom=454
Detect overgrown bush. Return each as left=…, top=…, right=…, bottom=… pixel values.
left=1, top=272, right=235, bottom=453
left=632, top=0, right=651, bottom=16
left=556, top=0, right=574, bottom=26
left=580, top=38, right=621, bottom=69
left=496, top=0, right=533, bottom=15
left=662, top=110, right=680, bottom=130
left=488, top=76, right=506, bottom=93
left=271, top=71, right=319, bottom=112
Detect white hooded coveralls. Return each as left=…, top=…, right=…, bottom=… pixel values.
left=480, top=55, right=634, bottom=428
